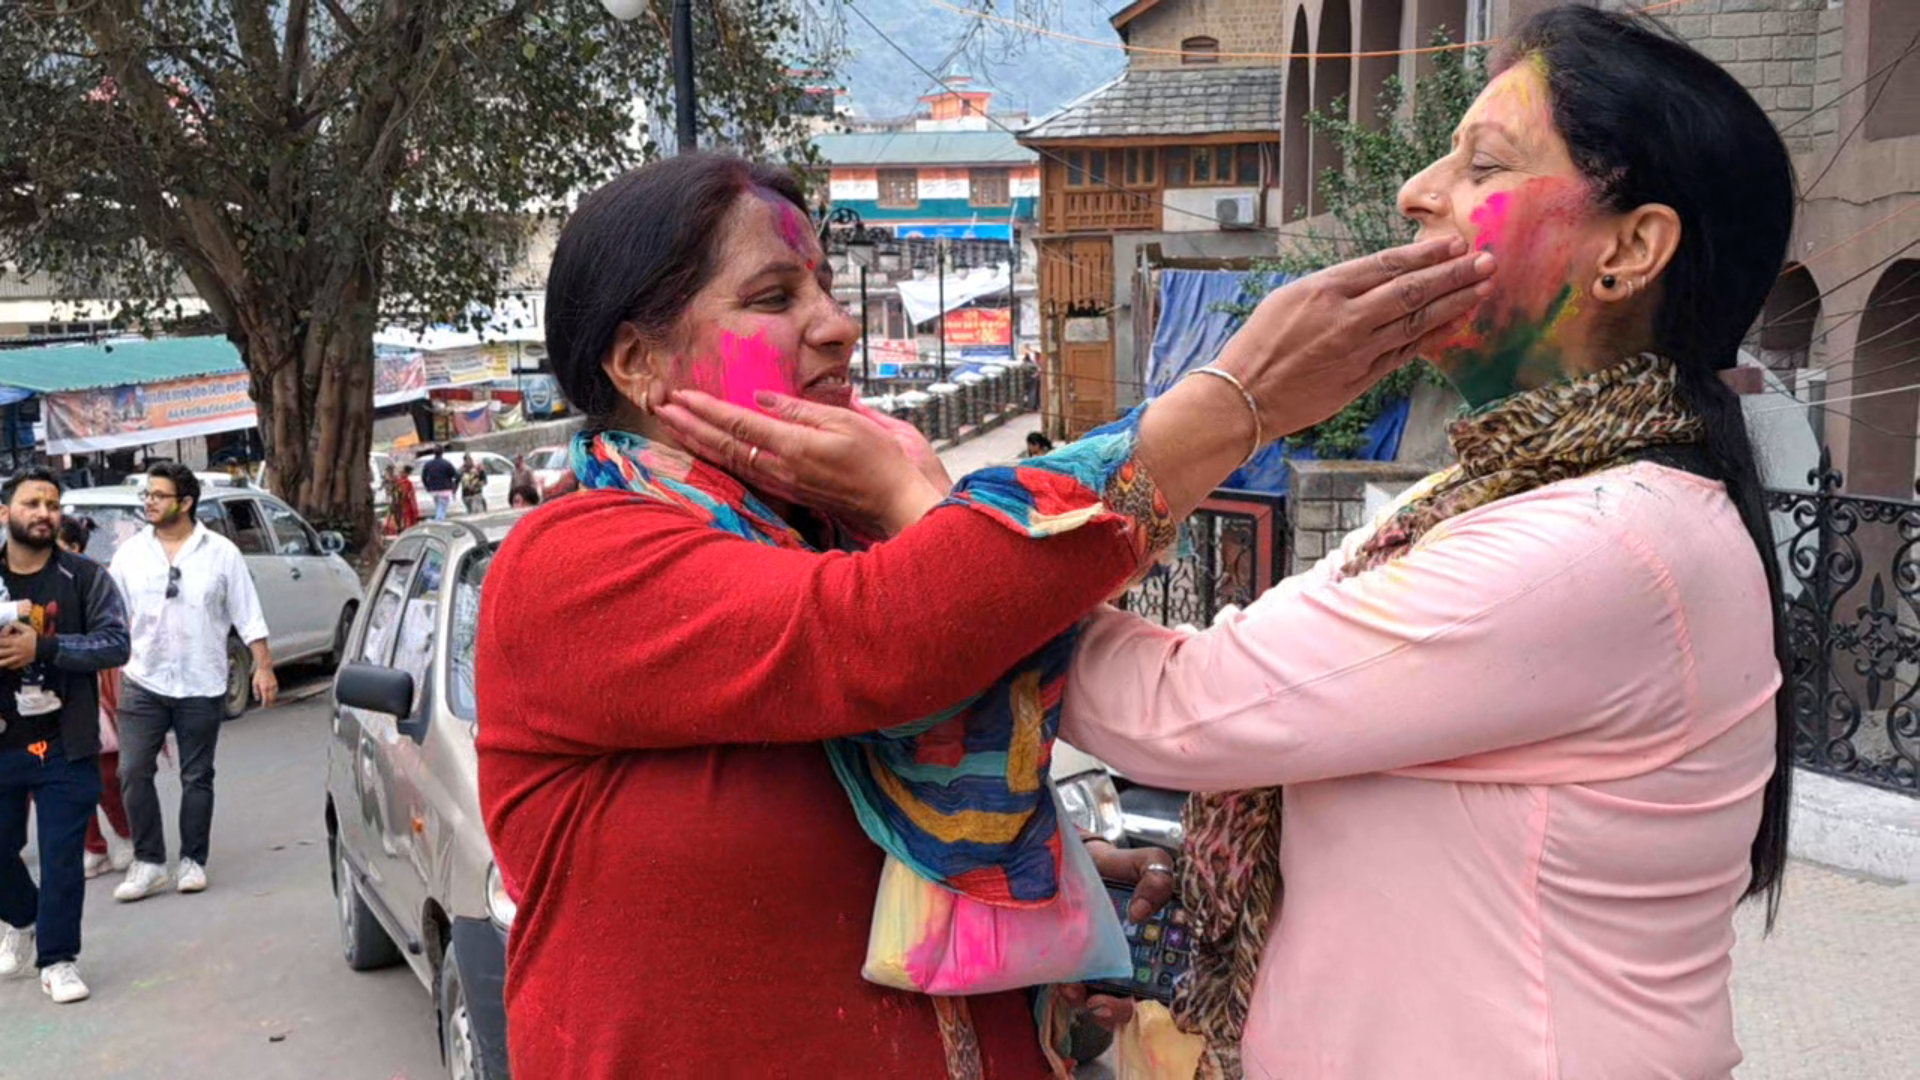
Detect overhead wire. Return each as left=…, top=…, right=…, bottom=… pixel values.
left=1799, top=27, right=1920, bottom=201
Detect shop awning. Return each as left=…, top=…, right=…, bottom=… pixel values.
left=0, top=336, right=243, bottom=394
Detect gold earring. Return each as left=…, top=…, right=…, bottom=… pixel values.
left=1628, top=278, right=1639, bottom=298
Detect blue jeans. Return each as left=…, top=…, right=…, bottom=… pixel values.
left=0, top=744, right=101, bottom=968
left=432, top=491, right=453, bottom=521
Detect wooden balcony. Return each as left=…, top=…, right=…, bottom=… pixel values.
left=1045, top=188, right=1158, bottom=234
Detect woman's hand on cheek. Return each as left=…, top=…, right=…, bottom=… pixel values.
left=854, top=399, right=953, bottom=496
left=656, top=389, right=944, bottom=538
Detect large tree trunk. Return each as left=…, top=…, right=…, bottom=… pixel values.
left=239, top=275, right=380, bottom=555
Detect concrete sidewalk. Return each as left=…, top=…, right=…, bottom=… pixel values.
left=937, top=411, right=1043, bottom=477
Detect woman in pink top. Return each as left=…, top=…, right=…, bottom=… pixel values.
left=1054, top=9, right=1794, bottom=1078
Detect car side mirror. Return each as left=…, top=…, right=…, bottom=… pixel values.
left=336, top=663, right=414, bottom=721
left=318, top=531, right=347, bottom=556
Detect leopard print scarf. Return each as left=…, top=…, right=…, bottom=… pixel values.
left=1171, top=354, right=1704, bottom=1078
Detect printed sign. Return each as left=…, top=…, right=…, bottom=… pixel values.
left=45, top=371, right=257, bottom=455
left=424, top=344, right=514, bottom=387
left=863, top=339, right=919, bottom=367
left=943, top=308, right=1012, bottom=347
left=519, top=373, right=567, bottom=419
left=375, top=348, right=427, bottom=407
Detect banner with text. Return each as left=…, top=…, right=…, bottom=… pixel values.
left=46, top=370, right=257, bottom=454
left=424, top=344, right=513, bottom=387
left=943, top=308, right=1011, bottom=347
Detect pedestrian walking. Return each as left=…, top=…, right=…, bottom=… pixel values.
left=511, top=452, right=536, bottom=494
left=420, top=447, right=458, bottom=521
left=55, top=518, right=133, bottom=879
left=459, top=456, right=488, bottom=514
left=0, top=468, right=131, bottom=1005
left=106, top=463, right=274, bottom=903
left=382, top=464, right=421, bottom=538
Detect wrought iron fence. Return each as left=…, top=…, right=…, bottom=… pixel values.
left=1118, top=489, right=1287, bottom=631
left=1768, top=454, right=1920, bottom=795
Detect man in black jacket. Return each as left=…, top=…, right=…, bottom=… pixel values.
left=420, top=447, right=459, bottom=521
left=0, top=468, right=131, bottom=1005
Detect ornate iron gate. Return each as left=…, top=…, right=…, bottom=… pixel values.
left=1769, top=453, right=1920, bottom=795
left=1118, top=489, right=1287, bottom=631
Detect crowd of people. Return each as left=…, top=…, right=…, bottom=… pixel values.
left=0, top=462, right=273, bottom=1005
left=380, top=448, right=545, bottom=538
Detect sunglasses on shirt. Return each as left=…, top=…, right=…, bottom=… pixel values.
left=165, top=566, right=181, bottom=600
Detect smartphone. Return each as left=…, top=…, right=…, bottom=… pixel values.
left=1085, top=879, right=1192, bottom=1003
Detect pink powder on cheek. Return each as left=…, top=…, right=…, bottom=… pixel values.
left=717, top=329, right=802, bottom=411
left=1467, top=190, right=1513, bottom=253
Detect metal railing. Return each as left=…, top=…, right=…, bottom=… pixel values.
left=1118, top=488, right=1287, bottom=631
left=1768, top=452, right=1920, bottom=795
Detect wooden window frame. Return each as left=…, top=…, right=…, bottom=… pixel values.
left=969, top=167, right=1011, bottom=207
left=877, top=169, right=919, bottom=209
left=1182, top=36, right=1220, bottom=65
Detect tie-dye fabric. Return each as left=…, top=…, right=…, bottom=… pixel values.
left=569, top=410, right=1173, bottom=907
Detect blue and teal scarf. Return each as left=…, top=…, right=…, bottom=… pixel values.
left=570, top=411, right=1168, bottom=907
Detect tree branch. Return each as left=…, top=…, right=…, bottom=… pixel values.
left=317, top=0, right=362, bottom=42
left=229, top=0, right=282, bottom=85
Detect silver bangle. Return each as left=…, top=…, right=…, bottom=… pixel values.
left=1185, top=366, right=1263, bottom=467
left=1141, top=863, right=1176, bottom=878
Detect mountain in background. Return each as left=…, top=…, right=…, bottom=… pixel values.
left=837, top=1, right=1126, bottom=122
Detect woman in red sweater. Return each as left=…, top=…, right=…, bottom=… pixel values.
left=474, top=154, right=1491, bottom=1080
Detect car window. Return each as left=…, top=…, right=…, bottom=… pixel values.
left=261, top=500, right=319, bottom=557
left=63, top=504, right=148, bottom=566
left=196, top=501, right=236, bottom=543
left=447, top=548, right=491, bottom=721
left=528, top=449, right=564, bottom=470
left=222, top=498, right=274, bottom=556
left=390, top=544, right=445, bottom=715
left=482, top=457, right=512, bottom=477
left=358, top=559, right=417, bottom=666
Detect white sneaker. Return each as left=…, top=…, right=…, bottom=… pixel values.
left=107, top=833, right=134, bottom=872
left=113, top=861, right=171, bottom=902
left=0, top=925, right=33, bottom=978
left=176, top=859, right=208, bottom=894
left=40, top=962, right=89, bottom=1004
left=83, top=851, right=111, bottom=879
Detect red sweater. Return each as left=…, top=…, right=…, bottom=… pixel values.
left=476, top=489, right=1138, bottom=1079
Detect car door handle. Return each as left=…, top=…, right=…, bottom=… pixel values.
left=289, top=567, right=303, bottom=580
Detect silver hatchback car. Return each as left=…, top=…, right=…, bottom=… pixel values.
left=326, top=512, right=524, bottom=1080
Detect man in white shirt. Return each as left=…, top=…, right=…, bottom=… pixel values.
left=106, top=463, right=276, bottom=901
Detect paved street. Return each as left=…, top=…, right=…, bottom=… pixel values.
left=1, top=692, right=443, bottom=1080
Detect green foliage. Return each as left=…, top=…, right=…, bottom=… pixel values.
left=0, top=0, right=832, bottom=547
left=1218, top=37, right=1487, bottom=457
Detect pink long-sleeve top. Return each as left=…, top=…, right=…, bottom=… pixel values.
left=1061, top=463, right=1781, bottom=1080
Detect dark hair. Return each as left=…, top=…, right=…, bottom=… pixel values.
left=57, top=515, right=96, bottom=553
left=509, top=483, right=541, bottom=508
left=146, top=461, right=201, bottom=511
left=1, top=466, right=62, bottom=505
left=1505, top=6, right=1795, bottom=924
left=545, top=153, right=809, bottom=426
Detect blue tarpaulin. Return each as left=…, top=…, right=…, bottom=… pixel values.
left=1145, top=269, right=1409, bottom=495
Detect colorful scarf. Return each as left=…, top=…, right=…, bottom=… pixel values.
left=1173, top=354, right=1705, bottom=1078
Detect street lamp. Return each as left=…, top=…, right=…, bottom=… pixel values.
left=601, top=0, right=696, bottom=152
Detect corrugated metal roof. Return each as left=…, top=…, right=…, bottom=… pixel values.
left=813, top=130, right=1037, bottom=166
left=1021, top=67, right=1283, bottom=142
left=0, top=335, right=244, bottom=394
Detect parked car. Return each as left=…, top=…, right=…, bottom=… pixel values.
left=63, top=484, right=366, bottom=718
left=328, top=511, right=523, bottom=1080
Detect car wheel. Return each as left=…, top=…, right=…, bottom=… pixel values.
left=222, top=636, right=253, bottom=721
left=335, top=843, right=401, bottom=971
left=439, top=938, right=492, bottom=1080
left=324, top=603, right=358, bottom=671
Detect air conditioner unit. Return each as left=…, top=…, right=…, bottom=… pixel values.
left=1214, top=193, right=1258, bottom=230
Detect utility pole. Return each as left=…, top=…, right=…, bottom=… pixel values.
left=936, top=237, right=948, bottom=382
left=672, top=0, right=697, bottom=151
left=601, top=0, right=697, bottom=151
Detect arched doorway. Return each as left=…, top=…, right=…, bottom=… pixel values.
left=1310, top=0, right=1355, bottom=217
left=1848, top=260, right=1920, bottom=499
left=1357, top=0, right=1405, bottom=128
left=1282, top=8, right=1312, bottom=222
left=1759, top=262, right=1821, bottom=374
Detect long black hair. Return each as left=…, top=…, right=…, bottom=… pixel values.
left=1505, top=6, right=1796, bottom=925
left=545, top=153, right=808, bottom=427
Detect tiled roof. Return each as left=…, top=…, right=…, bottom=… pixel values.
left=0, top=336, right=243, bottom=393
left=812, top=130, right=1037, bottom=167
left=1020, top=67, right=1283, bottom=142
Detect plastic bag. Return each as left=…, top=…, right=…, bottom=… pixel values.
left=862, top=794, right=1131, bottom=996
left=1111, top=1000, right=1205, bottom=1080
